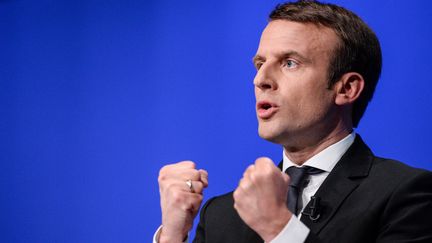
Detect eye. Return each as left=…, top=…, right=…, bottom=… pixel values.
left=254, top=61, right=263, bottom=70
left=283, top=59, right=298, bottom=69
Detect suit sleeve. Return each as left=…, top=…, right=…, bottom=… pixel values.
left=376, top=170, right=432, bottom=242
left=192, top=197, right=216, bottom=243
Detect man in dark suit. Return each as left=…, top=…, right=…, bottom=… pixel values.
left=155, top=1, right=432, bottom=242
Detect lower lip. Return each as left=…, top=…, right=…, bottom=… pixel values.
left=257, top=107, right=279, bottom=119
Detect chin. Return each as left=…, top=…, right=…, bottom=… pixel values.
left=258, top=127, right=283, bottom=144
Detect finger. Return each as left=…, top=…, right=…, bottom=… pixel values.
left=198, top=169, right=209, bottom=187
left=160, top=161, right=196, bottom=173
left=161, top=168, right=202, bottom=181
left=243, top=164, right=255, bottom=178
left=233, top=186, right=244, bottom=203
left=232, top=187, right=246, bottom=212
left=255, top=157, right=280, bottom=177
left=185, top=180, right=205, bottom=194
left=254, top=157, right=274, bottom=167
left=237, top=177, right=245, bottom=187
left=175, top=160, right=196, bottom=169
left=237, top=176, right=252, bottom=192
left=175, top=169, right=202, bottom=181
left=159, top=162, right=198, bottom=181
left=161, top=179, right=198, bottom=194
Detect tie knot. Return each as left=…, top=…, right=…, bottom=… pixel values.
left=285, top=166, right=324, bottom=187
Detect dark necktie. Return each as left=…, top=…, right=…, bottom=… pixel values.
left=285, top=166, right=324, bottom=215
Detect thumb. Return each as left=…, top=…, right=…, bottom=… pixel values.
left=281, top=171, right=290, bottom=185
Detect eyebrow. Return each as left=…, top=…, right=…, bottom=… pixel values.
left=252, top=55, right=265, bottom=65
left=252, top=51, right=311, bottom=64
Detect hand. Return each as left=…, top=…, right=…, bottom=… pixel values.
left=158, top=161, right=208, bottom=243
left=233, top=157, right=292, bottom=242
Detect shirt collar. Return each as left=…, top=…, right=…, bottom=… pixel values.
left=282, top=132, right=356, bottom=173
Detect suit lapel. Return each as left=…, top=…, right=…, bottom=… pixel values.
left=300, top=136, right=374, bottom=234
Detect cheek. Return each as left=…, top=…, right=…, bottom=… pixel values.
left=280, top=84, right=332, bottom=119
left=303, top=90, right=335, bottom=121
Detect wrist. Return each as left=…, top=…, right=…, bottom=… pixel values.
left=159, top=227, right=186, bottom=243
left=260, top=208, right=292, bottom=242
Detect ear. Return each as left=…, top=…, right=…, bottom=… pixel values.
left=334, top=72, right=365, bottom=105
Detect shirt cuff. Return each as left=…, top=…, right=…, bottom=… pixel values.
left=269, top=215, right=310, bottom=243
left=153, top=225, right=188, bottom=243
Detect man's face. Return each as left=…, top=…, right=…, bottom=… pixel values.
left=253, top=20, right=341, bottom=148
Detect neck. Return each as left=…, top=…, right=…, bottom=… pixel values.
left=283, top=126, right=352, bottom=165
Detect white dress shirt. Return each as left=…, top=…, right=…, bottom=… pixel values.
left=271, top=132, right=355, bottom=243
left=154, top=133, right=356, bottom=243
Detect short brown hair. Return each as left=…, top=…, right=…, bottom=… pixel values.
left=270, top=0, right=382, bottom=127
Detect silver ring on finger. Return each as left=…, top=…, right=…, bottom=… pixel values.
left=186, top=179, right=195, bottom=193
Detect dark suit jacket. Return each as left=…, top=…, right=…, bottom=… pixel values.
left=192, top=136, right=432, bottom=243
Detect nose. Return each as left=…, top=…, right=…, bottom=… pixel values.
left=253, top=64, right=278, bottom=91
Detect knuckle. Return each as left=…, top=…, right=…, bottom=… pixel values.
left=191, top=170, right=200, bottom=180
left=180, top=202, right=191, bottom=211
left=160, top=164, right=168, bottom=172
left=242, top=171, right=248, bottom=178
left=250, top=168, right=264, bottom=182
left=171, top=190, right=184, bottom=203
left=238, top=177, right=247, bottom=188
left=159, top=166, right=169, bottom=178
left=233, top=189, right=240, bottom=200
left=255, top=156, right=272, bottom=166
left=246, top=164, right=255, bottom=173
left=164, top=180, right=175, bottom=191
left=199, top=169, right=208, bottom=177
left=158, top=172, right=167, bottom=183
left=195, top=194, right=203, bottom=204
left=254, top=157, right=264, bottom=165
left=243, top=165, right=254, bottom=177
left=233, top=192, right=242, bottom=210
left=181, top=160, right=196, bottom=168
left=159, top=180, right=170, bottom=191
left=233, top=202, right=239, bottom=211
left=194, top=182, right=204, bottom=193
left=158, top=163, right=179, bottom=179
left=263, top=167, right=273, bottom=176
left=249, top=171, right=258, bottom=182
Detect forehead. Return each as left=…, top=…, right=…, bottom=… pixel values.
left=256, top=20, right=339, bottom=60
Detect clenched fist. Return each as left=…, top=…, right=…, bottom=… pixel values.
left=233, top=157, right=292, bottom=242
left=158, top=161, right=208, bottom=243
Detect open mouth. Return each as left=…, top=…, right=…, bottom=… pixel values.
left=261, top=103, right=272, bottom=110
left=257, top=101, right=278, bottom=119
left=257, top=101, right=277, bottom=110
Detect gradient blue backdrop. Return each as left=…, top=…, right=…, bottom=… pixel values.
left=1, top=0, right=431, bottom=242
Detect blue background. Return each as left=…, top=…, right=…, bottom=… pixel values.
left=1, top=0, right=431, bottom=242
